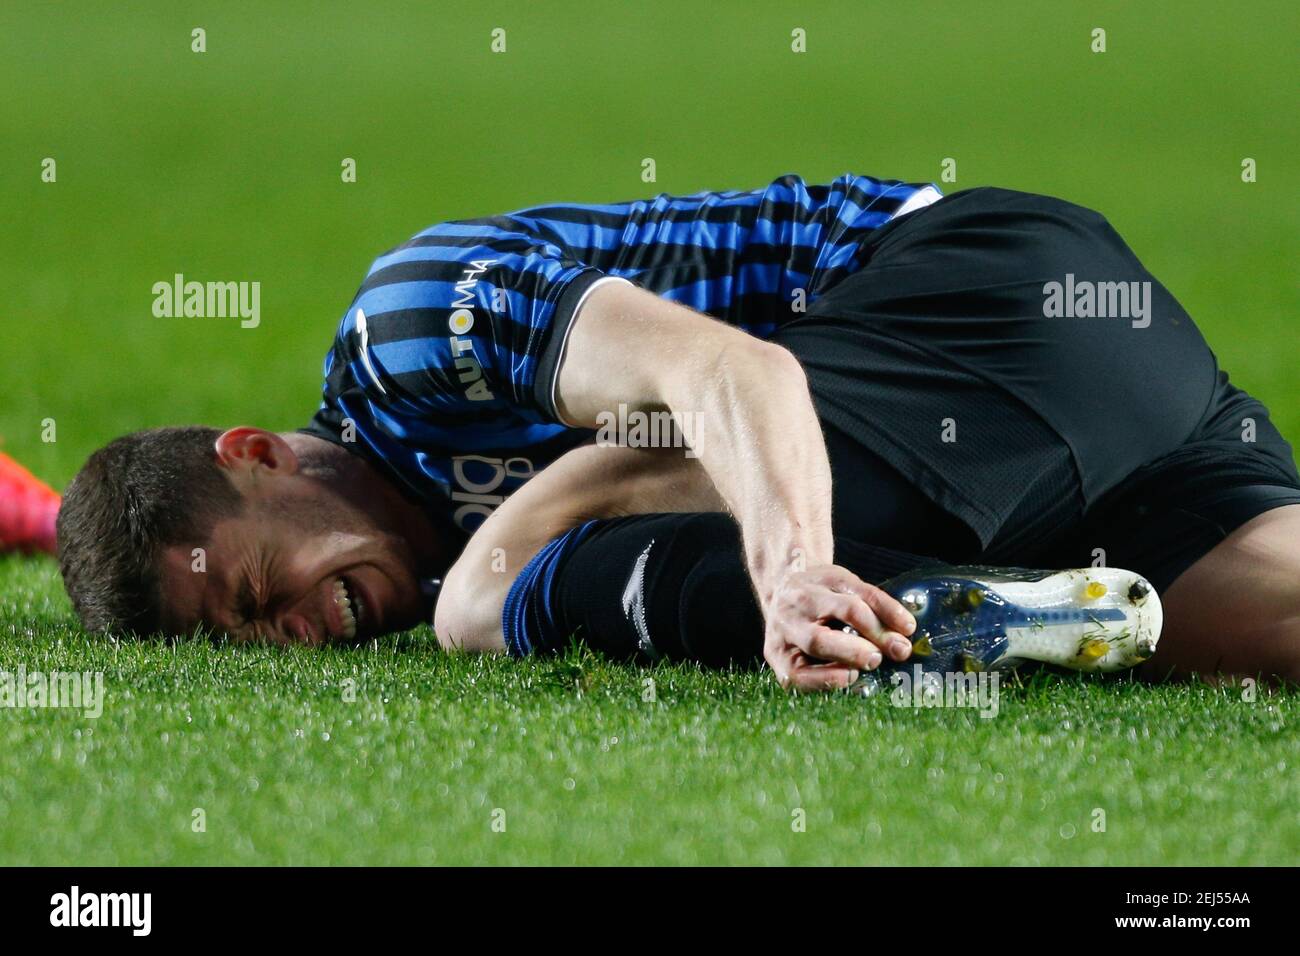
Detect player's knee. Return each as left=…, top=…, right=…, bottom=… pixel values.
left=1154, top=505, right=1300, bottom=681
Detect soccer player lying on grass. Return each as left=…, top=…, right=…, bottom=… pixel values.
left=52, top=176, right=1300, bottom=689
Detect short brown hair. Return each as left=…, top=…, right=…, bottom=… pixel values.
left=57, top=426, right=244, bottom=636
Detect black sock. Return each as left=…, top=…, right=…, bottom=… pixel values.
left=527, top=512, right=937, bottom=667
left=544, top=512, right=761, bottom=667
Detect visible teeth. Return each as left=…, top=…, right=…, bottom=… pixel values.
left=333, top=578, right=357, bottom=640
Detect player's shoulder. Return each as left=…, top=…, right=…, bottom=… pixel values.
left=366, top=216, right=570, bottom=284
left=742, top=171, right=919, bottom=206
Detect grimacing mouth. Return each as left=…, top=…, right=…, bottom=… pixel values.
left=326, top=567, right=387, bottom=644
left=331, top=573, right=366, bottom=641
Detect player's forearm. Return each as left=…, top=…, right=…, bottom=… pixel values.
left=665, top=338, right=834, bottom=608
left=556, top=282, right=835, bottom=612
left=433, top=442, right=722, bottom=654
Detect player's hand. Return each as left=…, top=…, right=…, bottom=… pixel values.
left=762, top=565, right=916, bottom=692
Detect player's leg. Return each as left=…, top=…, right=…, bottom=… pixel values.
left=511, top=508, right=1164, bottom=685
left=510, top=509, right=926, bottom=667
left=510, top=436, right=967, bottom=668
left=1147, top=504, right=1300, bottom=683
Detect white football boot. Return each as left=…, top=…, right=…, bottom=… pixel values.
left=848, top=565, right=1162, bottom=696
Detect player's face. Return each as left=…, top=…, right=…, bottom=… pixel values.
left=156, top=485, right=429, bottom=645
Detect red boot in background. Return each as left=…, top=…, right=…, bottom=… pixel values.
left=0, top=450, right=60, bottom=556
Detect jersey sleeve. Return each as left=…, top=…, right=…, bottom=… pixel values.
left=341, top=221, right=628, bottom=426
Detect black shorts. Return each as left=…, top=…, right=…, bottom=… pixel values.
left=773, top=187, right=1300, bottom=592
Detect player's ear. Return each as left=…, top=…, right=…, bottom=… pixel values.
left=214, top=427, right=299, bottom=476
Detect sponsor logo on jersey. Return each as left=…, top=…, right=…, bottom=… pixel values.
left=450, top=453, right=535, bottom=530
left=448, top=259, right=497, bottom=401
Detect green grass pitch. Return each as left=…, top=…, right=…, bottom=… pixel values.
left=1, top=1, right=1297, bottom=864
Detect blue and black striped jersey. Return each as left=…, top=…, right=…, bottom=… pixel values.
left=304, top=173, right=941, bottom=532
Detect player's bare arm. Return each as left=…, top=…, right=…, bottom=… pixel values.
left=547, top=280, right=917, bottom=687
left=434, top=442, right=721, bottom=653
